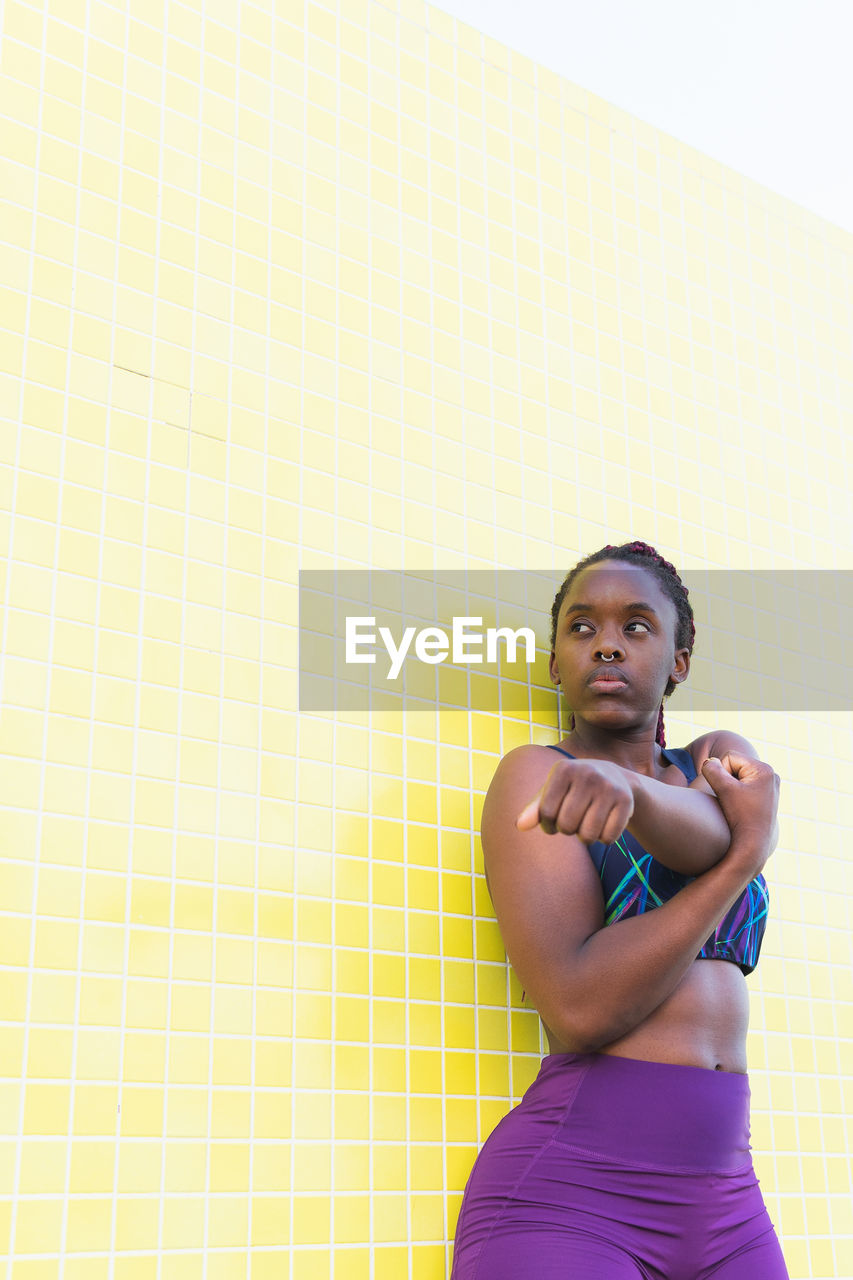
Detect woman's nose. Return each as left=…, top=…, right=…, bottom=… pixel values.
left=596, top=637, right=623, bottom=659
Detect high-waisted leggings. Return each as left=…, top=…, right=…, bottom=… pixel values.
left=450, top=1052, right=789, bottom=1280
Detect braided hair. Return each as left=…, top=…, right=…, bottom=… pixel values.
left=550, top=540, right=695, bottom=748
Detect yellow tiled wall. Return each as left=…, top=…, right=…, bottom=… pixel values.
left=2, top=0, right=852, bottom=1276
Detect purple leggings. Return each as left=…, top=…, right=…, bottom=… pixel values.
left=450, top=1052, right=789, bottom=1280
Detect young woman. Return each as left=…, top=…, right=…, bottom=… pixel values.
left=450, top=540, right=788, bottom=1280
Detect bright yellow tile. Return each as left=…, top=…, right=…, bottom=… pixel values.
left=65, top=1198, right=113, bottom=1254
left=14, top=1197, right=64, bottom=1254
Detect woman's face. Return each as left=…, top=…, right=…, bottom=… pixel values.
left=549, top=561, right=690, bottom=733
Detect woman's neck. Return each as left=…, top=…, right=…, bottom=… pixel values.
left=562, top=731, right=667, bottom=778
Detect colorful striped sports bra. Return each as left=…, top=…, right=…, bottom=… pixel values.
left=545, top=743, right=769, bottom=976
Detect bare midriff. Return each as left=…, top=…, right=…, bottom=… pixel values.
left=542, top=956, right=750, bottom=1073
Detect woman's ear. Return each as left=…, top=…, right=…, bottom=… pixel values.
left=669, top=648, right=690, bottom=686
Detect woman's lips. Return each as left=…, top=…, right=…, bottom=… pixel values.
left=589, top=678, right=628, bottom=692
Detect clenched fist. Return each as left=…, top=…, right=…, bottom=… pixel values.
left=516, top=757, right=635, bottom=845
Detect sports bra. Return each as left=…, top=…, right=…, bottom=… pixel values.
left=541, top=743, right=769, bottom=977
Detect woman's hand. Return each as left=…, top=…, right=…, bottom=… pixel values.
left=516, top=757, right=635, bottom=845
left=700, top=752, right=781, bottom=874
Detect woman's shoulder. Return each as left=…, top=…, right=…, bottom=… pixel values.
left=483, top=743, right=565, bottom=801
left=681, top=731, right=764, bottom=794
left=494, top=742, right=566, bottom=775
left=685, top=730, right=763, bottom=772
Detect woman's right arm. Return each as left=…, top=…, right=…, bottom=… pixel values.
left=481, top=745, right=778, bottom=1053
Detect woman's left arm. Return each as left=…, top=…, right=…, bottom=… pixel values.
left=624, top=732, right=772, bottom=877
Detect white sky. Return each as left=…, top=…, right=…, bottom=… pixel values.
left=434, top=0, right=853, bottom=236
